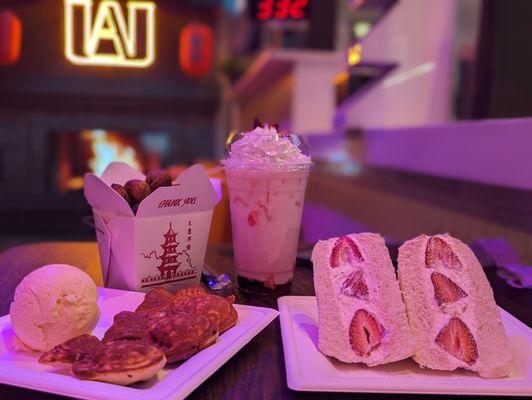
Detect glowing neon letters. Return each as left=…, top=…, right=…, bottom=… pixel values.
left=64, top=0, right=155, bottom=68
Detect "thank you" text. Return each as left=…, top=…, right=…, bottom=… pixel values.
left=157, top=197, right=197, bottom=209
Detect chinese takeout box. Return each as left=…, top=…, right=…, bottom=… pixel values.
left=84, top=162, right=219, bottom=292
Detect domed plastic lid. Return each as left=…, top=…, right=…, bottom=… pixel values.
left=223, top=125, right=311, bottom=171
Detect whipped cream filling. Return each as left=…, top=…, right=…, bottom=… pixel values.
left=224, top=126, right=311, bottom=168
left=320, top=248, right=391, bottom=361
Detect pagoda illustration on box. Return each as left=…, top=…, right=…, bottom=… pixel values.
left=140, top=222, right=196, bottom=288
left=157, top=223, right=181, bottom=278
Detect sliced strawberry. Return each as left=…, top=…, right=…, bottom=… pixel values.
left=341, top=270, right=369, bottom=299
left=247, top=210, right=260, bottom=226
left=349, top=309, right=384, bottom=356
left=425, top=236, right=462, bottom=269
left=431, top=272, right=467, bottom=306
left=435, top=317, right=478, bottom=365
left=330, top=236, right=364, bottom=268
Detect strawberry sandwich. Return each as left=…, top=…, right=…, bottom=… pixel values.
left=398, top=234, right=512, bottom=378
left=312, top=233, right=415, bottom=366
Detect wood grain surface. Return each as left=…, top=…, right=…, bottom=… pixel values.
left=0, top=243, right=529, bottom=400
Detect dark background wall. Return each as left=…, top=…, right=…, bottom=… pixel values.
left=0, top=0, right=219, bottom=115
left=473, top=0, right=532, bottom=118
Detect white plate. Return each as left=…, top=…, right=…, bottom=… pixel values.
left=0, top=287, right=278, bottom=400
left=278, top=296, right=532, bottom=396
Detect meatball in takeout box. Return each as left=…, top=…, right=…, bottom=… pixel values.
left=84, top=162, right=220, bottom=293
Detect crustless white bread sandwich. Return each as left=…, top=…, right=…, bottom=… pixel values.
left=312, top=233, right=415, bottom=366
left=397, top=234, right=512, bottom=378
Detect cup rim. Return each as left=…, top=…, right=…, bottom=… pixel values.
left=222, top=161, right=312, bottom=171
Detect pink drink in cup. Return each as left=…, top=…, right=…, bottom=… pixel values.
left=223, top=125, right=311, bottom=295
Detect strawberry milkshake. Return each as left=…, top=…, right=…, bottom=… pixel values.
left=223, top=125, right=311, bottom=295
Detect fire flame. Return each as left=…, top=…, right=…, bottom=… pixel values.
left=82, top=129, right=142, bottom=176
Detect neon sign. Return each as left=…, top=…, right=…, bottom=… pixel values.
left=64, top=0, right=156, bottom=68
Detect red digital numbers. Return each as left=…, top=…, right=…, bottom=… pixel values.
left=289, top=0, right=309, bottom=19
left=273, top=0, right=291, bottom=19
left=257, top=0, right=274, bottom=20
left=255, top=0, right=309, bottom=21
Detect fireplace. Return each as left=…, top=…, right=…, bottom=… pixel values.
left=50, top=129, right=170, bottom=194
left=0, top=112, right=216, bottom=236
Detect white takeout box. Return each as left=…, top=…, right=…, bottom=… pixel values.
left=84, top=162, right=220, bottom=292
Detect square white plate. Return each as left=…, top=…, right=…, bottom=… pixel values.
left=278, top=296, right=532, bottom=396
left=0, top=287, right=278, bottom=400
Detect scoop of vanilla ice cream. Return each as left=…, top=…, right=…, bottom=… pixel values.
left=9, top=264, right=100, bottom=352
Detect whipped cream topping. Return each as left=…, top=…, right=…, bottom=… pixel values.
left=224, top=126, right=311, bottom=168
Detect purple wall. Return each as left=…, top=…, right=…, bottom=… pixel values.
left=365, top=118, right=532, bottom=190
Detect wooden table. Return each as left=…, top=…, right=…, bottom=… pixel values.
left=0, top=244, right=530, bottom=400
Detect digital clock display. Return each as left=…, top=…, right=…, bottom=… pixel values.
left=250, top=0, right=310, bottom=21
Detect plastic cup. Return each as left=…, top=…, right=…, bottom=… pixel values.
left=224, top=133, right=310, bottom=295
